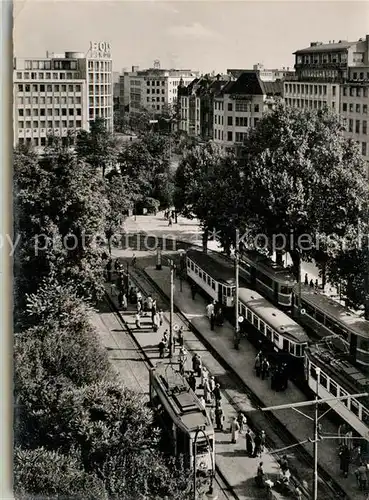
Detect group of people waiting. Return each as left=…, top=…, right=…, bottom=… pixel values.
left=304, top=273, right=319, bottom=289
left=164, top=209, right=177, bottom=226
left=205, top=300, right=224, bottom=329
left=255, top=351, right=290, bottom=392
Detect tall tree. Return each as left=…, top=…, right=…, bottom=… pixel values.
left=75, top=118, right=119, bottom=177
left=234, top=105, right=368, bottom=277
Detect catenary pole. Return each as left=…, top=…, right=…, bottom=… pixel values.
left=235, top=229, right=240, bottom=348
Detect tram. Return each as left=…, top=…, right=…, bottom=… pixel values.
left=305, top=345, right=369, bottom=440
left=149, top=363, right=215, bottom=474
left=292, top=285, right=369, bottom=370
left=239, top=250, right=296, bottom=308
left=238, top=288, right=309, bottom=375
left=186, top=248, right=236, bottom=308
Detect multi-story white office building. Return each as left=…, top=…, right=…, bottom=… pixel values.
left=212, top=71, right=283, bottom=154
left=13, top=41, right=113, bottom=149
left=284, top=36, right=369, bottom=166
left=119, top=63, right=199, bottom=116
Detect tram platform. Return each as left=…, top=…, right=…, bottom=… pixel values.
left=102, top=278, right=287, bottom=500
left=144, top=265, right=367, bottom=500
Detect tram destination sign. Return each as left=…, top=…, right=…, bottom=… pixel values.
left=89, top=41, right=111, bottom=59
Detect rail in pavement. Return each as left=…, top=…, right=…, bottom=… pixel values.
left=104, top=273, right=287, bottom=500
left=143, top=264, right=366, bottom=500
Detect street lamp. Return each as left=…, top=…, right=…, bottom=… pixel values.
left=234, top=229, right=241, bottom=349
left=178, top=248, right=186, bottom=292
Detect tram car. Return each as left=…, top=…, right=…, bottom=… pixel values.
left=305, top=345, right=369, bottom=440
left=292, top=284, right=369, bottom=370
left=149, top=363, right=215, bottom=475
left=186, top=248, right=237, bottom=308
left=238, top=288, right=310, bottom=376
left=239, top=250, right=296, bottom=308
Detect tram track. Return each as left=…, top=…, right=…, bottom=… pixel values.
left=122, top=261, right=351, bottom=500
left=102, top=285, right=238, bottom=500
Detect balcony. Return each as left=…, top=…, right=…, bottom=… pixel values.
left=295, top=62, right=347, bottom=69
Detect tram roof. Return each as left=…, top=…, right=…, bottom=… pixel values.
left=296, top=285, right=369, bottom=339
left=186, top=248, right=236, bottom=286
left=151, top=363, right=212, bottom=432
left=238, top=287, right=309, bottom=343
left=241, top=250, right=296, bottom=285
left=306, top=345, right=369, bottom=394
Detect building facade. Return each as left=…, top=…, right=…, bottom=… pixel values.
left=119, top=64, right=199, bottom=117
left=228, top=63, right=295, bottom=82
left=13, top=42, right=113, bottom=149
left=212, top=71, right=283, bottom=154
left=284, top=36, right=369, bottom=165
left=178, top=75, right=231, bottom=140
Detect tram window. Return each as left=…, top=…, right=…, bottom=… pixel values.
left=330, top=381, right=338, bottom=397
left=362, top=407, right=369, bottom=425
left=247, top=309, right=252, bottom=322
left=196, top=442, right=209, bottom=455
left=199, top=271, right=203, bottom=279
left=340, top=389, right=348, bottom=407
left=310, top=365, right=317, bottom=380
left=187, top=260, right=190, bottom=268
left=280, top=286, right=291, bottom=295
left=207, top=276, right=211, bottom=286
left=211, top=280, right=216, bottom=290
left=195, top=266, right=199, bottom=275
left=320, top=373, right=327, bottom=389
left=295, top=344, right=301, bottom=357
left=304, top=302, right=315, bottom=317
left=266, top=327, right=272, bottom=340
left=191, top=262, right=194, bottom=271
left=273, top=332, right=279, bottom=344
left=259, top=320, right=265, bottom=334
left=351, top=399, right=360, bottom=417
left=289, top=342, right=295, bottom=355
left=358, top=338, right=369, bottom=351
left=315, top=311, right=325, bottom=324
left=253, top=315, right=259, bottom=328
left=283, top=339, right=289, bottom=351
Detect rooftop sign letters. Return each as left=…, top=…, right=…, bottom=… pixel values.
left=89, top=41, right=111, bottom=59
left=229, top=94, right=252, bottom=101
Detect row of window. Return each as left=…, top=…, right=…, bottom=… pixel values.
left=88, top=84, right=111, bottom=95
left=88, top=61, right=111, bottom=71
left=299, top=298, right=349, bottom=340
left=18, top=120, right=82, bottom=129
left=89, top=97, right=111, bottom=107
left=187, top=259, right=217, bottom=290
left=235, top=132, right=247, bottom=143
left=87, top=73, right=111, bottom=83
left=351, top=71, right=369, bottom=80
left=18, top=96, right=82, bottom=105
left=214, top=114, right=224, bottom=125
left=345, top=119, right=368, bottom=135
left=285, top=98, right=333, bottom=110
left=146, top=80, right=165, bottom=86
left=342, top=103, right=368, bottom=114
left=296, top=52, right=348, bottom=65
left=343, top=87, right=369, bottom=98
left=285, top=83, right=334, bottom=96
left=147, top=97, right=165, bottom=103
left=16, top=71, right=80, bottom=81
left=309, top=363, right=369, bottom=423
left=88, top=107, right=112, bottom=118
left=18, top=83, right=82, bottom=93
left=214, top=123, right=259, bottom=142
left=147, top=88, right=165, bottom=95
left=19, top=108, right=82, bottom=117
left=23, top=60, right=78, bottom=71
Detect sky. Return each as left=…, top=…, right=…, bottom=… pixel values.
left=13, top=0, right=369, bottom=74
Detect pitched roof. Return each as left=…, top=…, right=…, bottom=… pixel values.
left=261, top=80, right=283, bottom=95
left=294, top=41, right=356, bottom=54
left=225, top=71, right=264, bottom=95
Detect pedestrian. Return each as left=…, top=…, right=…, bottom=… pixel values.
left=261, top=358, right=270, bottom=380
left=203, top=378, right=212, bottom=404
left=295, top=487, right=302, bottom=500
left=213, top=383, right=221, bottom=403
left=246, top=429, right=254, bottom=457
left=304, top=273, right=308, bottom=285
left=215, top=403, right=224, bottom=431
left=131, top=253, right=136, bottom=267
left=152, top=312, right=159, bottom=332
left=230, top=417, right=240, bottom=444
left=209, top=376, right=216, bottom=396
left=210, top=405, right=215, bottom=425
left=315, top=279, right=319, bottom=290
left=280, top=455, right=289, bottom=474
left=237, top=412, right=247, bottom=433
left=188, top=371, right=196, bottom=392
left=206, top=302, right=214, bottom=319
left=135, top=312, right=141, bottom=329
left=256, top=462, right=265, bottom=488
left=136, top=290, right=142, bottom=308
left=147, top=294, right=153, bottom=313
left=158, top=339, right=166, bottom=358
left=260, top=430, right=266, bottom=454
left=162, top=329, right=169, bottom=346
left=168, top=215, right=173, bottom=226
left=151, top=299, right=157, bottom=318
left=177, top=326, right=184, bottom=348
left=355, top=463, right=368, bottom=490
left=200, top=365, right=208, bottom=388
left=255, top=352, right=262, bottom=377
left=191, top=283, right=196, bottom=300
left=309, top=279, right=314, bottom=288
left=118, top=289, right=123, bottom=308
left=158, top=309, right=164, bottom=326
left=210, top=313, right=215, bottom=331
left=178, top=347, right=187, bottom=372
left=192, top=354, right=201, bottom=377
left=114, top=259, right=121, bottom=272
left=199, top=396, right=206, bottom=410
left=122, top=293, right=127, bottom=311
left=254, top=432, right=262, bottom=457
left=339, top=444, right=350, bottom=478
left=137, top=300, right=142, bottom=315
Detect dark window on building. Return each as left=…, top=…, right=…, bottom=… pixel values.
left=40, top=84, right=45, bottom=92
left=362, top=142, right=367, bottom=156
left=227, top=131, right=233, bottom=141
left=254, top=104, right=259, bottom=112
left=356, top=120, right=360, bottom=133
left=227, top=116, right=233, bottom=126
left=342, top=103, right=347, bottom=112
left=227, top=102, right=232, bottom=112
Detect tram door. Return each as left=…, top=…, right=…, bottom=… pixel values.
left=349, top=333, right=357, bottom=358
left=218, top=284, right=223, bottom=306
